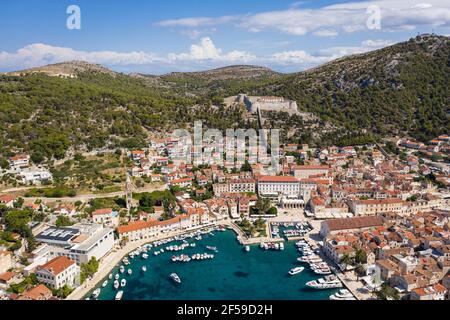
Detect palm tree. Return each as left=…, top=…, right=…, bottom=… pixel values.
left=340, top=253, right=354, bottom=267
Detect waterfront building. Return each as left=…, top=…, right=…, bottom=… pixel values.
left=320, top=216, right=384, bottom=237
left=35, top=256, right=78, bottom=289
left=35, top=224, right=115, bottom=265
left=257, top=175, right=300, bottom=197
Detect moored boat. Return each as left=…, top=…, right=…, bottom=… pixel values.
left=306, top=275, right=343, bottom=289
left=115, top=291, right=124, bottom=300
left=120, top=279, right=127, bottom=287
left=92, top=288, right=101, bottom=299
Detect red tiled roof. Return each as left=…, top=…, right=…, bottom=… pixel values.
left=21, top=284, right=52, bottom=300
left=92, top=208, right=113, bottom=216
left=324, top=216, right=384, bottom=231
left=258, top=175, right=299, bottom=183
left=37, top=256, right=75, bottom=276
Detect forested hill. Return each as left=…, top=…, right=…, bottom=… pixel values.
left=249, top=34, right=450, bottom=142
left=0, top=34, right=448, bottom=163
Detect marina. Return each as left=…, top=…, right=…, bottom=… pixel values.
left=86, top=229, right=341, bottom=300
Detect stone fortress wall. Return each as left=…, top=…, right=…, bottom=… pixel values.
left=231, top=94, right=299, bottom=114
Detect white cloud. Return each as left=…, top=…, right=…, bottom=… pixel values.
left=155, top=0, right=450, bottom=37
left=0, top=43, right=160, bottom=69
left=0, top=37, right=396, bottom=73
left=168, top=37, right=256, bottom=62
left=313, top=29, right=339, bottom=37
left=155, top=16, right=236, bottom=27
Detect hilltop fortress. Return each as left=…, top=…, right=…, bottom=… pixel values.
left=225, top=94, right=299, bottom=114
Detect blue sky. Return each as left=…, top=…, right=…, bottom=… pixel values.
left=0, top=0, right=449, bottom=74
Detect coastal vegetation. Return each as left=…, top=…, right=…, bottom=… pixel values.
left=236, top=218, right=267, bottom=238
left=80, top=257, right=99, bottom=284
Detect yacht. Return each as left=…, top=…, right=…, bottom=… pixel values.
left=288, top=267, right=305, bottom=275
left=120, top=279, right=127, bottom=287
left=306, top=275, right=343, bottom=289
left=142, top=266, right=147, bottom=272
left=127, top=269, right=132, bottom=275
left=114, top=280, right=120, bottom=289
left=102, top=280, right=108, bottom=288
left=115, top=291, right=124, bottom=301
left=92, top=288, right=101, bottom=299
left=244, top=245, right=250, bottom=252
left=108, top=274, right=113, bottom=280
left=329, top=289, right=355, bottom=300
left=142, top=253, right=149, bottom=259
left=114, top=274, right=120, bottom=280
left=119, top=265, right=125, bottom=273
left=170, top=273, right=181, bottom=284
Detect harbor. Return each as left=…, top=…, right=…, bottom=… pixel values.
left=84, top=229, right=342, bottom=300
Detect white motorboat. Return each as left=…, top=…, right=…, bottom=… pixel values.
left=115, top=291, right=124, bottom=300
left=115, top=274, right=120, bottom=280
left=170, top=273, right=181, bottom=284
left=92, top=288, right=101, bottom=299
left=142, top=253, right=149, bottom=259
left=142, top=266, right=147, bottom=272
left=114, top=280, right=120, bottom=289
left=127, top=269, right=132, bottom=275
left=244, top=245, right=250, bottom=252
left=108, top=274, right=113, bottom=280
left=288, top=267, right=305, bottom=275
left=102, top=280, right=108, bottom=288
left=306, top=275, right=343, bottom=289
left=119, top=266, right=125, bottom=273
left=121, top=279, right=127, bottom=287
left=330, top=289, right=356, bottom=300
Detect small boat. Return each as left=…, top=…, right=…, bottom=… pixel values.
left=142, top=266, right=147, bottom=272
left=92, top=288, right=101, bottom=299
left=288, top=267, right=305, bottom=276
left=330, top=289, right=355, bottom=300
left=115, top=291, right=124, bottom=300
left=119, top=266, right=125, bottom=273
left=244, top=245, right=250, bottom=252
left=121, top=279, right=127, bottom=287
left=114, top=280, right=120, bottom=289
left=108, top=274, right=113, bottom=280
left=102, top=280, right=108, bottom=288
left=115, top=274, right=120, bottom=280
left=142, top=253, right=149, bottom=259
left=127, top=269, right=132, bottom=275
left=170, top=273, right=181, bottom=284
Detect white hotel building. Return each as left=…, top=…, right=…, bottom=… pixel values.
left=257, top=176, right=300, bottom=197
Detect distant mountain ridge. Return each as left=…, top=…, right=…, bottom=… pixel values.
left=5, top=60, right=117, bottom=78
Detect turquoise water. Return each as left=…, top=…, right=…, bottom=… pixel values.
left=90, top=230, right=337, bottom=300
